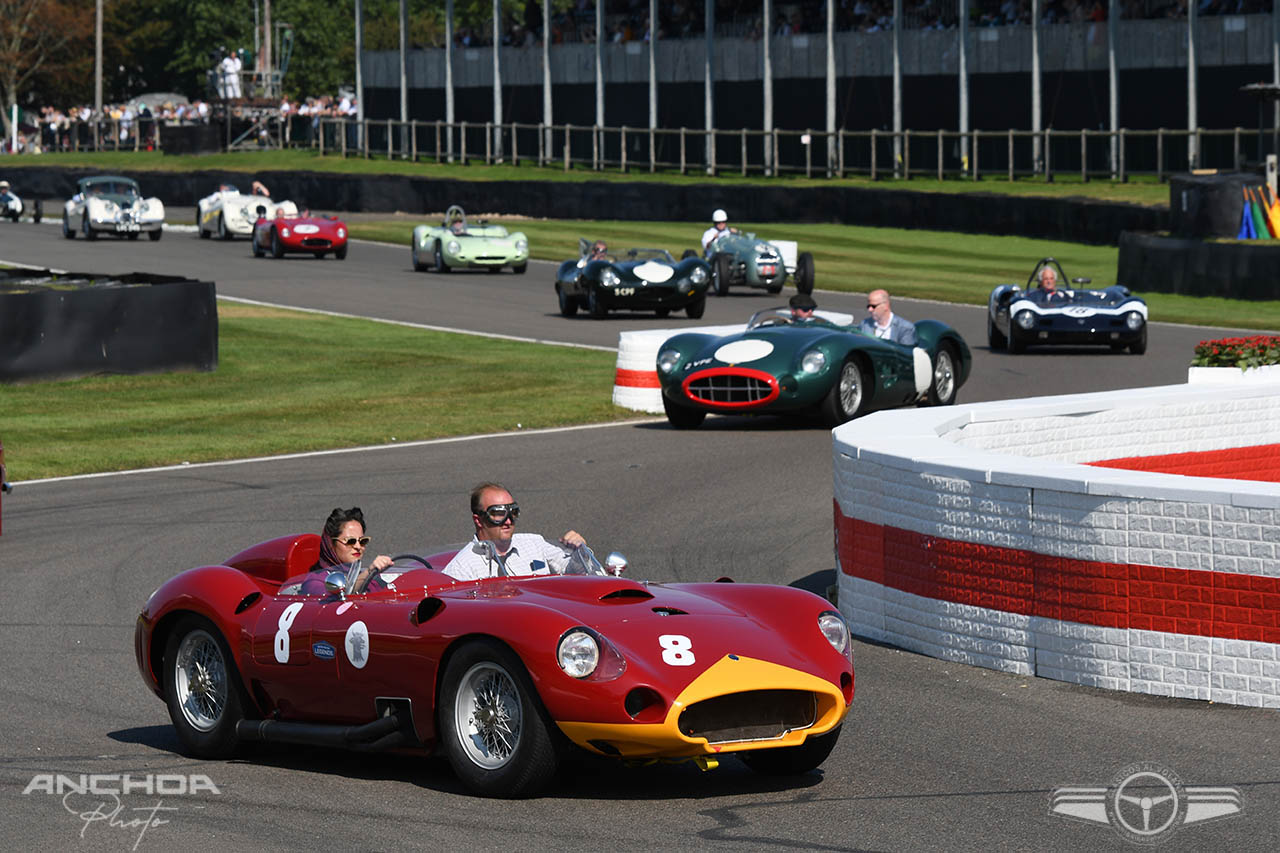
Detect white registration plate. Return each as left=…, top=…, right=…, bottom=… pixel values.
left=115, top=222, right=141, bottom=232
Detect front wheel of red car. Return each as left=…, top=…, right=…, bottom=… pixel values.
left=271, top=228, right=284, bottom=258
left=163, top=615, right=248, bottom=759
left=439, top=639, right=560, bottom=798
left=335, top=244, right=348, bottom=260
left=740, top=725, right=841, bottom=776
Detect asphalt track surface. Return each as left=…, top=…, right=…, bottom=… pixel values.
left=2, top=215, right=1278, bottom=851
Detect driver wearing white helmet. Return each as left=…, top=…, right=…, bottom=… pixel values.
left=701, top=208, right=733, bottom=252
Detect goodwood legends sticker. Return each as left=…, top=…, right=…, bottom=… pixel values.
left=312, top=641, right=336, bottom=660
left=344, top=621, right=369, bottom=669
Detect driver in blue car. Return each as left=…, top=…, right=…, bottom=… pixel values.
left=1037, top=266, right=1066, bottom=300
left=442, top=482, right=587, bottom=581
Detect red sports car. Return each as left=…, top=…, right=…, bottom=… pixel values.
left=251, top=211, right=348, bottom=260
left=134, top=534, right=854, bottom=797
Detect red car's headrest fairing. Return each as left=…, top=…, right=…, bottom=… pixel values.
left=224, top=533, right=320, bottom=585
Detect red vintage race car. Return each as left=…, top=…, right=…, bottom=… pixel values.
left=251, top=211, right=348, bottom=260
left=134, top=533, right=854, bottom=797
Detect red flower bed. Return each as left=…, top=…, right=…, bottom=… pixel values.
left=1191, top=335, right=1280, bottom=369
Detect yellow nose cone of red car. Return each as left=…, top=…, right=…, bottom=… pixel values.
left=556, top=654, right=848, bottom=759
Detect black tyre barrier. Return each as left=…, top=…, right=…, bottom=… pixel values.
left=1168, top=173, right=1270, bottom=239
left=0, top=270, right=218, bottom=382
left=1116, top=231, right=1280, bottom=300
left=5, top=166, right=1165, bottom=246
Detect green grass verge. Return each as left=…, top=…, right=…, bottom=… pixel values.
left=9, top=149, right=1170, bottom=207
left=0, top=303, right=635, bottom=481
left=357, top=219, right=1280, bottom=331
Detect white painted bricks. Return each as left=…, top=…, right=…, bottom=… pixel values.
left=833, top=381, right=1280, bottom=708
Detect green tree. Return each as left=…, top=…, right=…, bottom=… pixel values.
left=0, top=0, right=92, bottom=133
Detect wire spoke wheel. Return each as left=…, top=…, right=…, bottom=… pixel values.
left=929, top=347, right=956, bottom=405
left=837, top=362, right=863, bottom=415
left=453, top=661, right=523, bottom=770
left=173, top=628, right=228, bottom=733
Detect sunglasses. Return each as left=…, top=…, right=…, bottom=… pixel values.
left=866, top=302, right=883, bottom=309
left=333, top=536, right=371, bottom=548
left=480, top=503, right=520, bottom=525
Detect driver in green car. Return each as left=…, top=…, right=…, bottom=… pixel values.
left=789, top=292, right=818, bottom=321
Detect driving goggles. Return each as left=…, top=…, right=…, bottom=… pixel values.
left=480, top=503, right=520, bottom=525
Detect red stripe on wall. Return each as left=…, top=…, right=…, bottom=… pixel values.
left=1088, top=443, right=1280, bottom=483
left=834, top=501, right=1280, bottom=643
left=614, top=369, right=661, bottom=389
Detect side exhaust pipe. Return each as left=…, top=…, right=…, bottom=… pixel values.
left=236, top=713, right=412, bottom=751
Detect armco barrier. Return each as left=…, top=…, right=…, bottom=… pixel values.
left=832, top=380, right=1280, bottom=708
left=613, top=311, right=855, bottom=414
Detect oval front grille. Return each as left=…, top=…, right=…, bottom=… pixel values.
left=678, top=689, right=817, bottom=744
left=687, top=373, right=773, bottom=405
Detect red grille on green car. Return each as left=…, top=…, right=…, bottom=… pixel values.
left=683, top=368, right=779, bottom=408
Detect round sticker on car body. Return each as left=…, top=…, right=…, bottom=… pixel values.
left=634, top=261, right=674, bottom=283
left=713, top=339, right=774, bottom=364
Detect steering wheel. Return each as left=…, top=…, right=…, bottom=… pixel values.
left=754, top=316, right=791, bottom=328
left=391, top=554, right=434, bottom=570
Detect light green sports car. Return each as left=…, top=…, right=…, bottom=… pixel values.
left=411, top=205, right=529, bottom=274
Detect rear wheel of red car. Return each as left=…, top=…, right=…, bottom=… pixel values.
left=663, top=394, right=706, bottom=429
left=793, top=251, right=815, bottom=295
left=740, top=726, right=841, bottom=776
left=271, top=228, right=284, bottom=258
left=713, top=254, right=732, bottom=297
left=163, top=614, right=248, bottom=759
left=822, top=358, right=869, bottom=426
left=439, top=639, right=560, bottom=798
left=686, top=296, right=706, bottom=319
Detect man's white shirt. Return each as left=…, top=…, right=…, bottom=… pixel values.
left=442, top=533, right=573, bottom=581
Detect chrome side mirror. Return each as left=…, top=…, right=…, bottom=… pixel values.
left=604, top=552, right=628, bottom=576
left=324, top=570, right=347, bottom=598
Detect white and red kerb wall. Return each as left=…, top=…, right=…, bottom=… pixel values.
left=832, top=381, right=1280, bottom=709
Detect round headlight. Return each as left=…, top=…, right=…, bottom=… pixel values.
left=601, top=268, right=621, bottom=288
left=280, top=228, right=290, bottom=237
left=515, top=238, right=528, bottom=252
left=1125, top=311, right=1144, bottom=331
left=657, top=348, right=682, bottom=374
left=1015, top=310, right=1035, bottom=330
left=818, top=611, right=849, bottom=655
left=558, top=630, right=599, bottom=678
left=446, top=239, right=460, bottom=254
left=337, top=227, right=346, bottom=239
left=689, top=266, right=708, bottom=285
left=800, top=349, right=826, bottom=374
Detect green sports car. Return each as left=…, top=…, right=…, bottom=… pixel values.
left=411, top=205, right=529, bottom=274
left=705, top=230, right=814, bottom=296
left=656, top=307, right=971, bottom=428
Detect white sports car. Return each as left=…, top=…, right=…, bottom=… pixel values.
left=2, top=183, right=37, bottom=222
left=197, top=184, right=296, bottom=239
left=62, top=175, right=164, bottom=241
